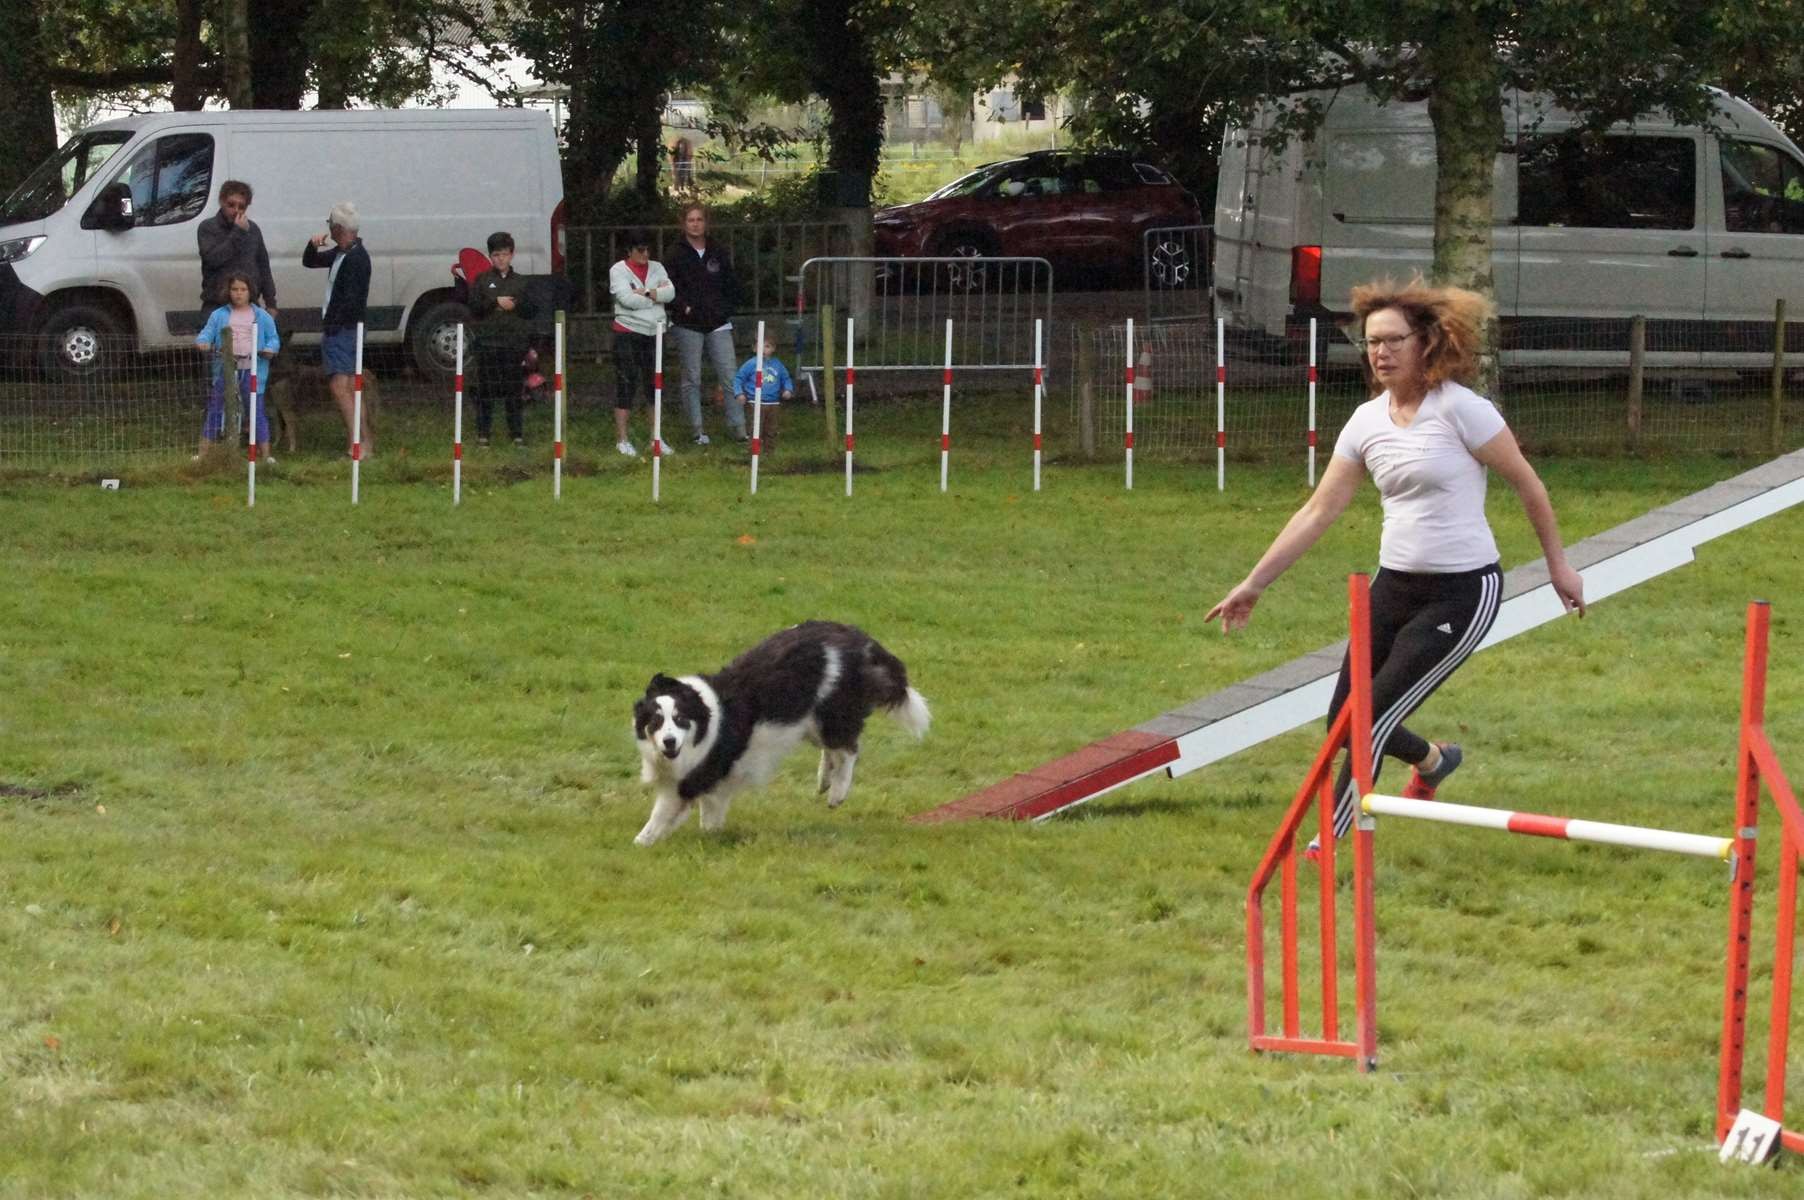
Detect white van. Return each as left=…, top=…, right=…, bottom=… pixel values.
left=0, top=108, right=565, bottom=375
left=1213, top=88, right=1804, bottom=365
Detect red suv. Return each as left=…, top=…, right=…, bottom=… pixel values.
left=872, top=149, right=1204, bottom=287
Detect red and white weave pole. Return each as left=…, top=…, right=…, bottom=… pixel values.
left=749, top=319, right=764, bottom=495
left=1361, top=794, right=1735, bottom=861
left=1215, top=315, right=1226, bottom=492
left=1031, top=318, right=1044, bottom=492
left=246, top=323, right=259, bottom=508
left=844, top=316, right=856, bottom=497
left=940, top=318, right=953, bottom=492
left=452, top=324, right=464, bottom=506
left=1123, top=318, right=1135, bottom=491
left=651, top=320, right=665, bottom=503
left=553, top=310, right=565, bottom=500
left=350, top=322, right=365, bottom=505
left=1307, top=316, right=1319, bottom=487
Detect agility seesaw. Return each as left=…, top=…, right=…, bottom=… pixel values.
left=1245, top=574, right=1801, bottom=1165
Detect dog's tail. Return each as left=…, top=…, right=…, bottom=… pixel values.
left=889, top=686, right=932, bottom=740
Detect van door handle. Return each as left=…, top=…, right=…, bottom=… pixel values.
left=1667, top=246, right=1699, bottom=257
left=1720, top=248, right=1752, bottom=259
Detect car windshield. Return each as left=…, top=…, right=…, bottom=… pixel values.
left=925, top=160, right=1025, bottom=201
left=0, top=130, right=134, bottom=225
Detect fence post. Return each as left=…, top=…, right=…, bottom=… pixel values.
left=1078, top=327, right=1096, bottom=458
left=821, top=302, right=838, bottom=449
left=1627, top=315, right=1645, bottom=452
left=1771, top=299, right=1786, bottom=457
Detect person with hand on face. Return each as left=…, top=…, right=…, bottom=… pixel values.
left=302, top=202, right=373, bottom=457
left=1204, top=278, right=1585, bottom=855
left=197, top=180, right=277, bottom=317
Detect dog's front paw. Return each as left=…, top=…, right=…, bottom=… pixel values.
left=633, top=828, right=661, bottom=847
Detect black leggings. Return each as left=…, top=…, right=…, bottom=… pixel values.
left=473, top=341, right=524, bottom=440
left=613, top=329, right=655, bottom=412
left=1327, top=563, right=1502, bottom=838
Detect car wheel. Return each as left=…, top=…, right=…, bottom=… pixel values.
left=932, top=231, right=995, bottom=291
left=40, top=303, right=126, bottom=378
left=1148, top=235, right=1194, bottom=289
left=409, top=300, right=472, bottom=382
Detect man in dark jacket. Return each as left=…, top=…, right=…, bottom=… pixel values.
left=302, top=201, right=373, bottom=456
left=663, top=202, right=742, bottom=443
left=196, top=180, right=277, bottom=316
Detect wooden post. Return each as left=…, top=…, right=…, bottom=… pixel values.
left=1626, top=315, right=1645, bottom=451
left=1771, top=298, right=1787, bottom=457
left=1078, top=325, right=1096, bottom=458
left=821, top=302, right=838, bottom=449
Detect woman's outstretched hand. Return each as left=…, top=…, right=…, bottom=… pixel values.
left=1204, top=581, right=1263, bottom=633
left=1551, top=563, right=1586, bottom=617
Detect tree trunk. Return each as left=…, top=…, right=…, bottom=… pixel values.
left=635, top=113, right=662, bottom=202
left=804, top=0, right=884, bottom=186
left=1424, top=9, right=1506, bottom=393
left=248, top=0, right=315, bottom=109
left=222, top=0, right=253, bottom=108
left=171, top=0, right=206, bottom=110
left=0, top=0, right=57, bottom=196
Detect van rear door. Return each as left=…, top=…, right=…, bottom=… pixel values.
left=1514, top=127, right=1704, bottom=363
left=1707, top=136, right=1804, bottom=356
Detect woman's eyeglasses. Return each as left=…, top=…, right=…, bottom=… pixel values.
left=1351, top=330, right=1418, bottom=354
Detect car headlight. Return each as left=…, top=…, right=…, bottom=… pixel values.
left=0, top=235, right=46, bottom=264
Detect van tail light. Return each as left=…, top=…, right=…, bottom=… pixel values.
left=551, top=199, right=568, bottom=274
left=1290, top=244, right=1322, bottom=305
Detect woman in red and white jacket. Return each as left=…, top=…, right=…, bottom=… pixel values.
left=608, top=229, right=675, bottom=457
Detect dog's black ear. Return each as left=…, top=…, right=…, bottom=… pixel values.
left=648, top=672, right=678, bottom=692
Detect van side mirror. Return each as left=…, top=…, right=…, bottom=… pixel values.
left=82, top=183, right=135, bottom=232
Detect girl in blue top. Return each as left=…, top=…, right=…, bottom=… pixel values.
left=194, top=271, right=281, bottom=463
left=734, top=336, right=795, bottom=450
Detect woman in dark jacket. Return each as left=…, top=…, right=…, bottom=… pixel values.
left=302, top=201, right=373, bottom=456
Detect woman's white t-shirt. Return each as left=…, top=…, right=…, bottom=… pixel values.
left=1332, top=381, right=1508, bottom=573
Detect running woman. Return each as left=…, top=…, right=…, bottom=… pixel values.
left=1204, top=278, right=1586, bottom=844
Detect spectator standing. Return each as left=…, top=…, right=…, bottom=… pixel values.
left=671, top=137, right=696, bottom=190
left=196, top=180, right=277, bottom=316
left=734, top=333, right=795, bottom=452
left=302, top=202, right=374, bottom=456
left=193, top=271, right=280, bottom=463
left=468, top=230, right=533, bottom=447
left=664, top=203, right=743, bottom=444
left=609, top=229, right=675, bottom=457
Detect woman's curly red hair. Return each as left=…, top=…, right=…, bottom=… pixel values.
left=1348, top=277, right=1494, bottom=395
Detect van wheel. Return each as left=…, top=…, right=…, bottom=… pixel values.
left=409, top=300, right=472, bottom=382
left=41, top=304, right=126, bottom=378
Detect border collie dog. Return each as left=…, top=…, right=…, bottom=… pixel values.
left=632, top=621, right=931, bottom=846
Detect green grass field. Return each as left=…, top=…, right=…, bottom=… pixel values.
left=3, top=405, right=1803, bottom=1197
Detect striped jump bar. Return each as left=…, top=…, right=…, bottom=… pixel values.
left=1361, top=794, right=1733, bottom=861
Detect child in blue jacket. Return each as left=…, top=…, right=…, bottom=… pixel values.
left=194, top=271, right=281, bottom=462
left=733, top=335, right=795, bottom=450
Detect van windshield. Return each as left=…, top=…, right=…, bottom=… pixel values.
left=0, top=130, right=134, bottom=225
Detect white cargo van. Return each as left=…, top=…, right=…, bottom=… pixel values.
left=1213, top=88, right=1804, bottom=365
left=0, top=108, right=565, bottom=375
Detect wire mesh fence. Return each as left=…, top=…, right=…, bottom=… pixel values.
left=1064, top=317, right=1804, bottom=463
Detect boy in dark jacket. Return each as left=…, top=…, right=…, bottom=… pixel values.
left=468, top=231, right=534, bottom=446
left=663, top=202, right=742, bottom=443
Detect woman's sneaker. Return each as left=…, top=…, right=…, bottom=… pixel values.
left=616, top=440, right=638, bottom=458
left=1402, top=743, right=1462, bottom=801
